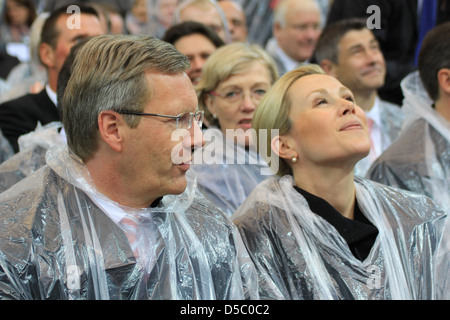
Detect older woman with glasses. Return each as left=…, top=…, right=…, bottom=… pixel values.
left=232, top=64, right=448, bottom=299
left=192, top=42, right=278, bottom=216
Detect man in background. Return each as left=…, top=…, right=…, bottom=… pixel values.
left=0, top=4, right=104, bottom=152
left=265, top=0, right=321, bottom=76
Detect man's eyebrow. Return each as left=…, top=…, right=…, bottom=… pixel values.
left=347, top=43, right=364, bottom=53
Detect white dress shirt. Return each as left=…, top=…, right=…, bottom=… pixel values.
left=366, top=96, right=383, bottom=158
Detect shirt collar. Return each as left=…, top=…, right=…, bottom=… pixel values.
left=366, top=96, right=381, bottom=127
left=45, top=83, right=57, bottom=106
left=275, top=42, right=303, bottom=72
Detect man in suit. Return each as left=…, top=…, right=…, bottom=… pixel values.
left=0, top=4, right=104, bottom=152
left=0, top=50, right=20, bottom=80
left=265, top=0, right=322, bottom=76
left=367, top=23, right=450, bottom=299
left=0, top=34, right=258, bottom=300
left=313, top=18, right=404, bottom=176
left=326, top=0, right=450, bottom=106
left=367, top=22, right=450, bottom=218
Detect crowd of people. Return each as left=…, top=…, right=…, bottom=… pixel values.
left=0, top=0, right=448, bottom=301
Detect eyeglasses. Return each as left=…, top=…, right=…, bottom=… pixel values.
left=117, top=110, right=204, bottom=130
left=208, top=88, right=268, bottom=104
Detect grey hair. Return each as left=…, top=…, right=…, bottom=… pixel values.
left=62, top=34, right=190, bottom=161
left=273, top=0, right=320, bottom=28
left=272, top=0, right=290, bottom=28
left=174, top=0, right=231, bottom=42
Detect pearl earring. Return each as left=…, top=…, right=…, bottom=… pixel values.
left=212, top=114, right=217, bottom=119
left=292, top=156, right=298, bottom=163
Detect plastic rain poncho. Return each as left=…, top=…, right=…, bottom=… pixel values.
left=354, top=98, right=404, bottom=177
left=191, top=128, right=272, bottom=216
left=367, top=71, right=450, bottom=215
left=0, top=128, right=13, bottom=164
left=232, top=175, right=447, bottom=300
left=0, top=121, right=65, bottom=193
left=366, top=71, right=450, bottom=299
left=0, top=144, right=258, bottom=300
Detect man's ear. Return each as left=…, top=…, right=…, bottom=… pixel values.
left=320, top=59, right=338, bottom=77
left=97, top=110, right=123, bottom=153
left=273, top=21, right=282, bottom=38
left=437, top=68, right=450, bottom=95
left=39, top=42, right=56, bottom=69
left=271, top=134, right=296, bottom=161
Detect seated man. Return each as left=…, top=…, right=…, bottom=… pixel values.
left=0, top=35, right=257, bottom=300
left=367, top=22, right=450, bottom=299
left=265, top=0, right=322, bottom=76
left=0, top=4, right=104, bottom=153
left=367, top=22, right=450, bottom=217
left=0, top=39, right=87, bottom=194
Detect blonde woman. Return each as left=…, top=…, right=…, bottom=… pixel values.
left=192, top=42, right=278, bottom=216
left=232, top=64, right=447, bottom=299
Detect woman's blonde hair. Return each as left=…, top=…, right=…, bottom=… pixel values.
left=196, top=42, right=278, bottom=127
left=252, top=64, right=325, bottom=176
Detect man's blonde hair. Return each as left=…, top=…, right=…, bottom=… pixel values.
left=62, top=34, right=190, bottom=161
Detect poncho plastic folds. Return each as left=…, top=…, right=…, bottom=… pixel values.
left=192, top=128, right=271, bottom=216
left=232, top=175, right=448, bottom=300
left=366, top=71, right=450, bottom=299
left=0, top=144, right=258, bottom=300
left=367, top=71, right=450, bottom=215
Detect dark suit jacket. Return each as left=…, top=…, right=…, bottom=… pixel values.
left=0, top=51, right=20, bottom=79
left=0, top=88, right=59, bottom=153
left=326, top=0, right=450, bottom=106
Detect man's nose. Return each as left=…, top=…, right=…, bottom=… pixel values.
left=189, top=120, right=205, bottom=149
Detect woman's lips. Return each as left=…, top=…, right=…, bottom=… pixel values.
left=340, top=120, right=363, bottom=131
left=237, top=119, right=252, bottom=129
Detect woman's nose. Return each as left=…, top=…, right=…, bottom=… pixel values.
left=339, top=98, right=356, bottom=116
left=240, top=92, right=257, bottom=112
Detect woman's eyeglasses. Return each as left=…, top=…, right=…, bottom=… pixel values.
left=208, top=88, right=267, bottom=103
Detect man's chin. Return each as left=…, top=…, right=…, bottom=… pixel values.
left=169, top=176, right=188, bottom=196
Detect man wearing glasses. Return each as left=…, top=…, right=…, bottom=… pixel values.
left=0, top=35, right=258, bottom=300
left=265, top=0, right=322, bottom=76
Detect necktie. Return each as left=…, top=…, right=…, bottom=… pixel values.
left=415, top=0, right=438, bottom=66
left=120, top=214, right=140, bottom=258
left=367, top=117, right=377, bottom=162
